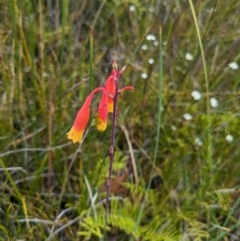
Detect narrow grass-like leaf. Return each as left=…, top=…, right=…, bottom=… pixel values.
left=188, top=0, right=212, bottom=192
left=130, top=26, right=163, bottom=240
left=89, top=28, right=93, bottom=92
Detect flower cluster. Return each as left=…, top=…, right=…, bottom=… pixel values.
left=67, top=62, right=134, bottom=143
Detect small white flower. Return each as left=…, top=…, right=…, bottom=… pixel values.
left=228, top=62, right=239, bottom=70
left=154, top=40, right=159, bottom=46
left=185, top=52, right=194, bottom=61
left=141, top=44, right=148, bottom=50
left=183, top=113, right=193, bottom=121
left=148, top=6, right=154, bottom=12
left=191, top=90, right=202, bottom=100
left=43, top=72, right=48, bottom=77
left=141, top=73, right=148, bottom=79
left=148, top=58, right=154, bottom=64
left=210, top=97, right=218, bottom=108
left=226, top=134, right=234, bottom=143
left=2, top=92, right=6, bottom=104
left=146, top=34, right=156, bottom=41
left=129, top=5, right=136, bottom=12
left=195, top=137, right=203, bottom=146
left=171, top=125, right=177, bottom=131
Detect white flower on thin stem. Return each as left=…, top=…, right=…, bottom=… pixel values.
left=146, top=34, right=156, bottom=41
left=148, top=58, right=154, bottom=64
left=226, top=134, right=234, bottom=143
left=129, top=5, right=136, bottom=12
left=195, top=137, right=203, bottom=146
left=185, top=52, right=194, bottom=61
left=210, top=97, right=218, bottom=108
left=191, top=90, right=202, bottom=100
left=183, top=113, right=193, bottom=121
left=141, top=44, right=148, bottom=50
left=141, top=73, right=148, bottom=79
left=228, top=62, right=239, bottom=70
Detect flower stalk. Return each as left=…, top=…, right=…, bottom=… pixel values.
left=106, top=63, right=120, bottom=218
left=105, top=63, right=134, bottom=217
left=67, top=60, right=134, bottom=220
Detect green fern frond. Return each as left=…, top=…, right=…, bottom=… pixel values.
left=78, top=215, right=107, bottom=239
left=124, top=180, right=147, bottom=201
left=107, top=212, right=141, bottom=238
left=140, top=217, right=181, bottom=241
left=178, top=212, right=210, bottom=240
left=91, top=151, right=129, bottom=188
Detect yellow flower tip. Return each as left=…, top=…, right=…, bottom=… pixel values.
left=119, top=65, right=126, bottom=74
left=112, top=60, right=118, bottom=70
left=96, top=117, right=107, bottom=132
left=66, top=127, right=83, bottom=143
left=108, top=102, right=113, bottom=113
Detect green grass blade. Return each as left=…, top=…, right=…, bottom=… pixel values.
left=89, top=28, right=93, bottom=92
left=188, top=0, right=212, bottom=192
left=130, top=26, right=163, bottom=240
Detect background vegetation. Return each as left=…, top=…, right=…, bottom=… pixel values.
left=0, top=0, right=240, bottom=240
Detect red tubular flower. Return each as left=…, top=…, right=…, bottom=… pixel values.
left=67, top=87, right=104, bottom=143
left=110, top=68, right=117, bottom=77
left=103, top=62, right=117, bottom=113
left=97, top=89, right=108, bottom=132
left=96, top=64, right=134, bottom=132
left=105, top=75, right=116, bottom=113
left=67, top=61, right=134, bottom=142
left=118, top=86, right=134, bottom=93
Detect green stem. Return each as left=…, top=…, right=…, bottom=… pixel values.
left=89, top=28, right=93, bottom=92
left=188, top=0, right=212, bottom=193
